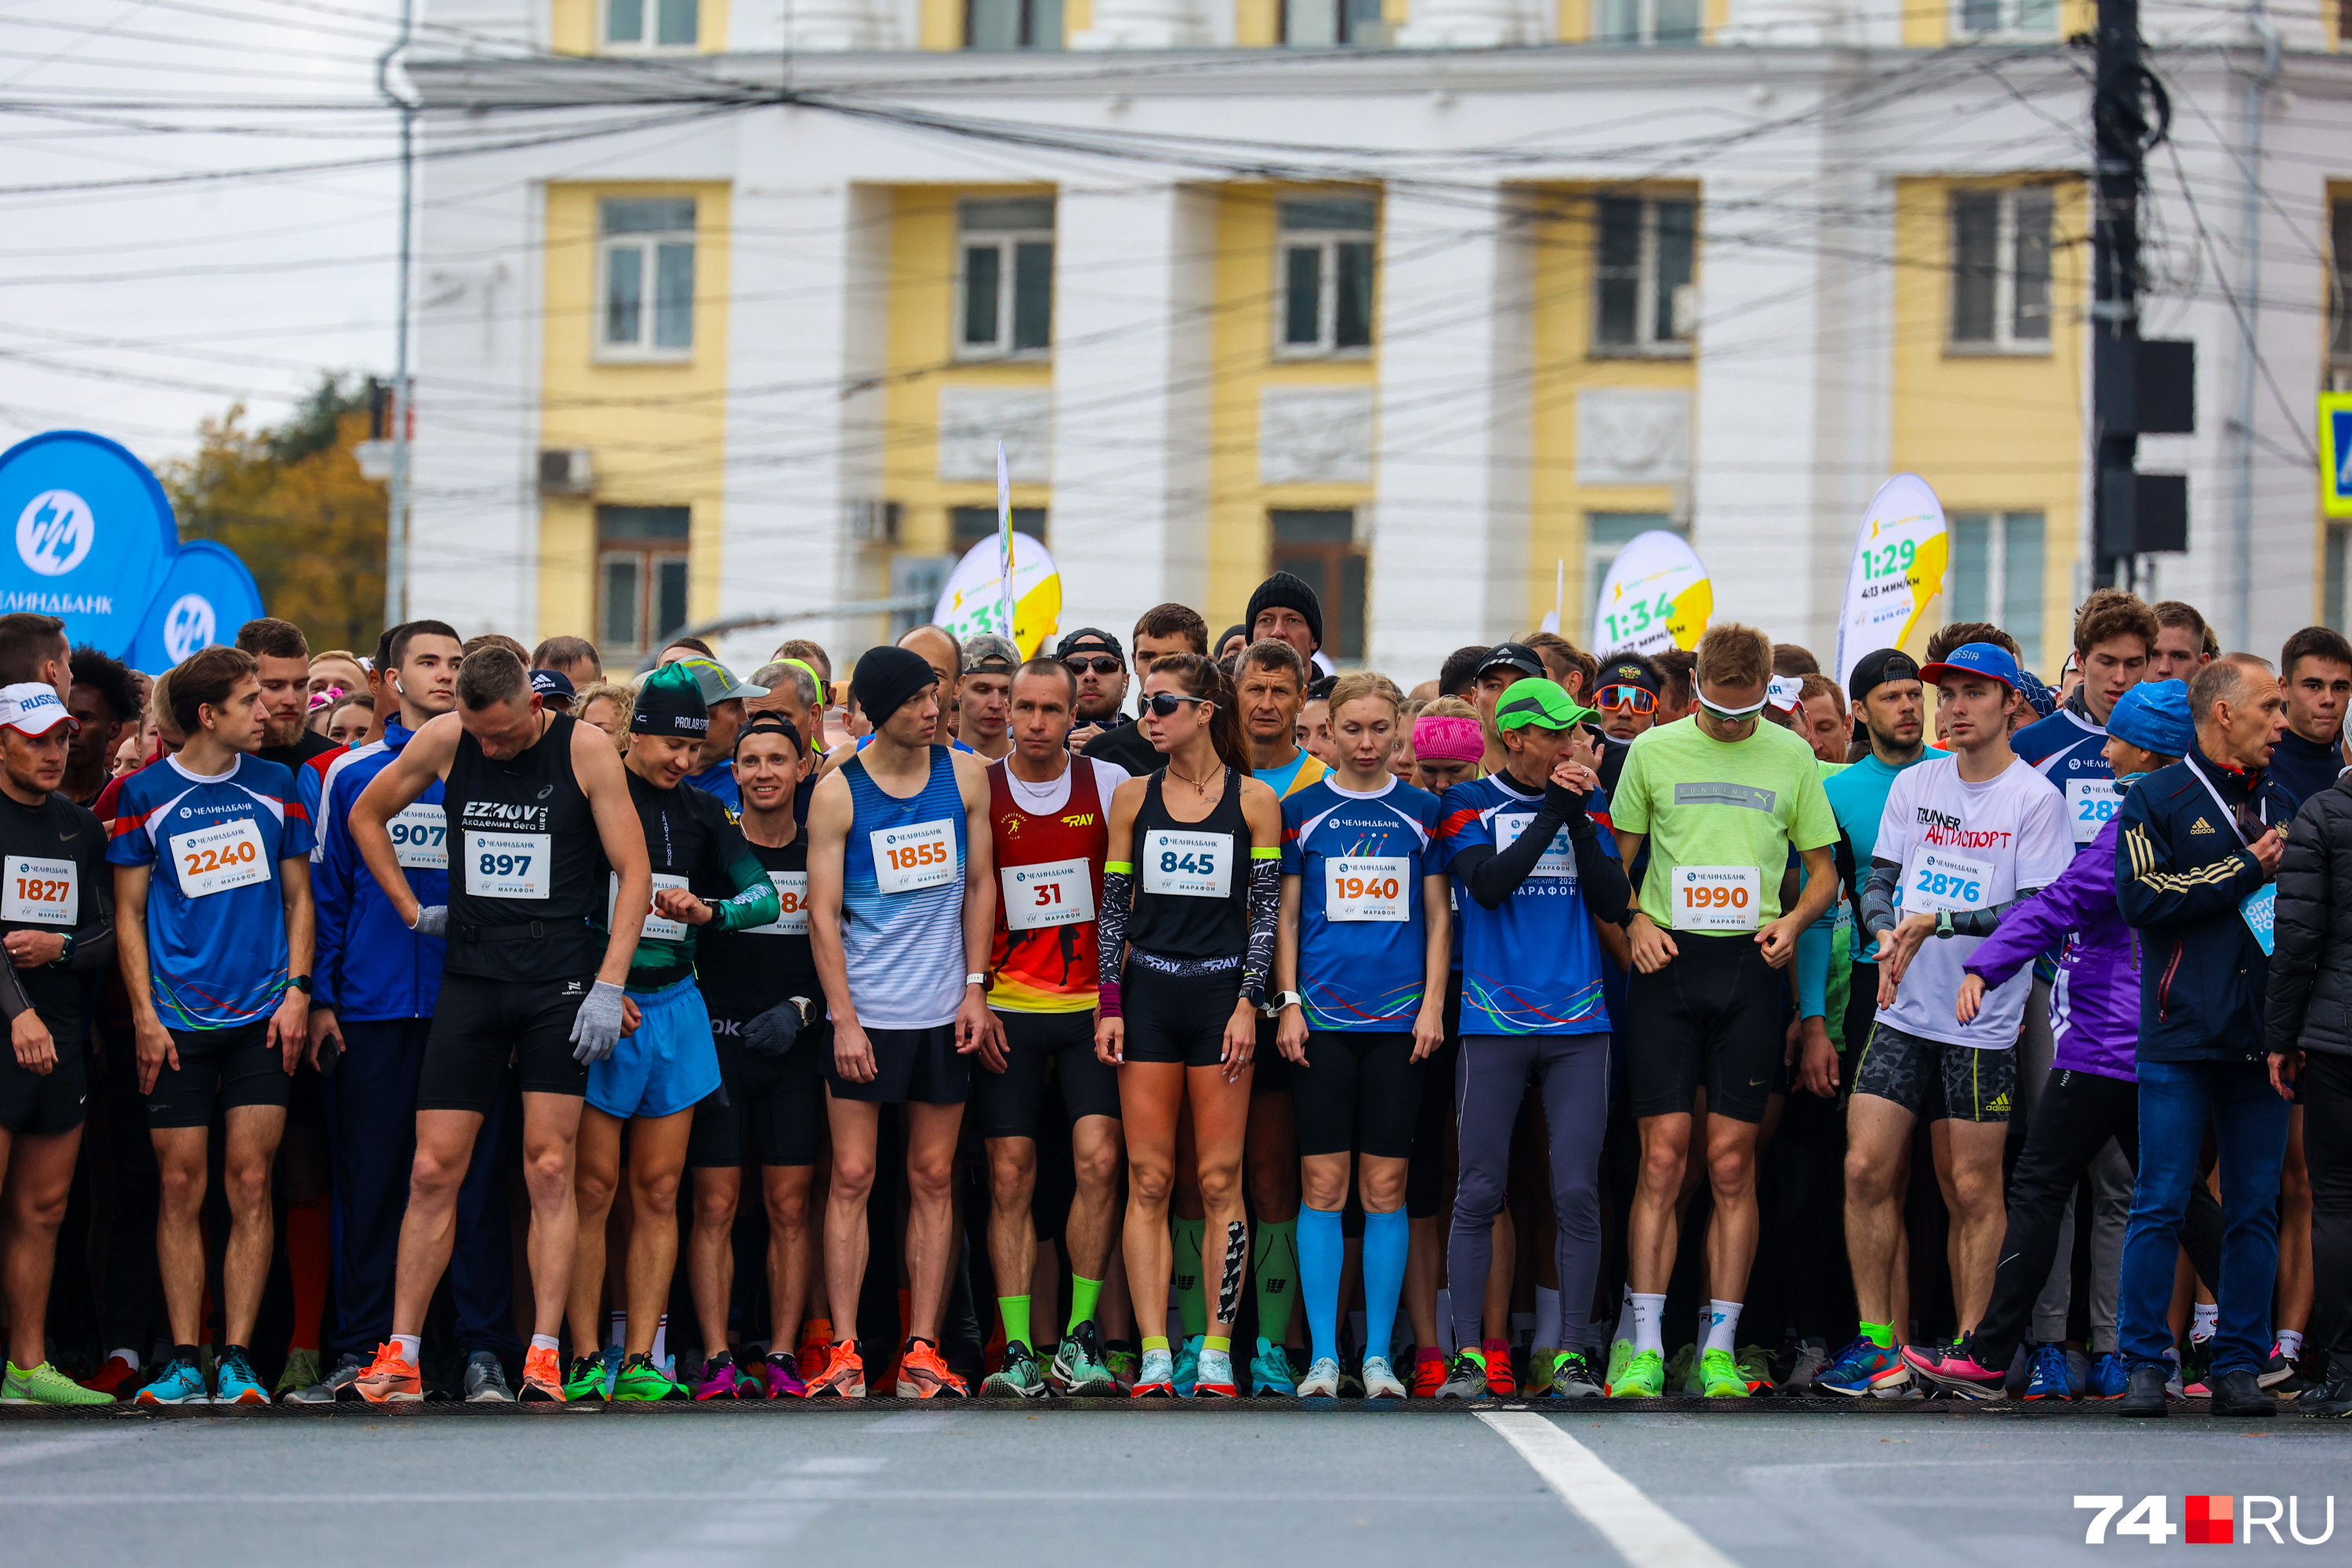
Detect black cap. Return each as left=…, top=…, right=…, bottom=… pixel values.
left=1477, top=641, right=1546, bottom=683
left=735, top=710, right=805, bottom=756
left=630, top=663, right=710, bottom=738
left=851, top=644, right=939, bottom=729
left=1596, top=658, right=1660, bottom=697
left=1055, top=627, right=1124, bottom=664
left=530, top=668, right=576, bottom=702
left=1847, top=648, right=1922, bottom=703
left=1246, top=572, right=1324, bottom=652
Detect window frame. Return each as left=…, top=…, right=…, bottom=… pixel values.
left=1593, top=0, right=1702, bottom=44
left=1279, top=0, right=1391, bottom=45
left=1947, top=186, right=2055, bottom=355
left=595, top=198, right=697, bottom=363
left=1947, top=509, right=2047, bottom=670
left=963, top=0, right=1065, bottom=49
left=955, top=199, right=1056, bottom=361
left=1268, top=510, right=1367, bottom=663
left=1951, top=0, right=2058, bottom=41
left=596, top=506, right=692, bottom=660
left=601, top=0, right=701, bottom=53
left=1274, top=199, right=1377, bottom=360
left=1590, top=195, right=1696, bottom=358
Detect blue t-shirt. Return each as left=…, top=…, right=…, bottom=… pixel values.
left=108, top=753, right=315, bottom=1029
left=1281, top=777, right=1443, bottom=1032
left=684, top=759, right=740, bottom=818
left=1433, top=772, right=1615, bottom=1036
left=2013, top=705, right=2120, bottom=855
left=1821, top=746, right=1944, bottom=961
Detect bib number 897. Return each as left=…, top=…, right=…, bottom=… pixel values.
left=1681, top=882, right=1748, bottom=913
left=184, top=840, right=259, bottom=877
left=480, top=851, right=532, bottom=878
left=1914, top=867, right=1982, bottom=905
left=1160, top=849, right=1218, bottom=877
left=886, top=840, right=949, bottom=873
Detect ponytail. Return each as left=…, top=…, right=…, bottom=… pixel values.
left=1150, top=652, right=1250, bottom=775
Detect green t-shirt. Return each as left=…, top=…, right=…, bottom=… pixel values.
left=1610, top=715, right=1838, bottom=930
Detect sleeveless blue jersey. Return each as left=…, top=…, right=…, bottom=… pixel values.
left=840, top=746, right=969, bottom=1029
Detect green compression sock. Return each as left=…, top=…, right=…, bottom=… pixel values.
left=1254, top=1218, right=1298, bottom=1343
left=1173, top=1217, right=1207, bottom=1337
left=1861, top=1320, right=1895, bottom=1350
left=1066, top=1275, right=1104, bottom=1334
left=999, top=1296, right=1032, bottom=1353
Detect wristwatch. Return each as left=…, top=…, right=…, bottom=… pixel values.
left=1934, top=909, right=1956, bottom=939
left=49, top=933, right=74, bottom=967
left=965, top=971, right=989, bottom=992
left=289, top=975, right=314, bottom=994
left=1262, top=990, right=1303, bottom=1015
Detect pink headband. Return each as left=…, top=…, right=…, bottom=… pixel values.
left=1414, top=715, right=1483, bottom=764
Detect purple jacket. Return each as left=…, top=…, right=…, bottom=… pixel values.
left=1962, top=811, right=2136, bottom=1081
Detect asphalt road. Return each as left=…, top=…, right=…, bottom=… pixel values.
left=5, top=1399, right=2349, bottom=1566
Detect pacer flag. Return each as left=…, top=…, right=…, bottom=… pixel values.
left=1835, top=473, right=1951, bottom=691
left=1592, top=530, right=1711, bottom=658
left=934, top=530, right=1062, bottom=658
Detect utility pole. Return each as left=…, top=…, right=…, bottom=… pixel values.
left=378, top=0, right=416, bottom=630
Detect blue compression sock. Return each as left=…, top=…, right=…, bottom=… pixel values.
left=1361, top=1208, right=1409, bottom=1369
left=1298, top=1205, right=1346, bottom=1367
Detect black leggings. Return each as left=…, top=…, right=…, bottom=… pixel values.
left=1293, top=1032, right=1421, bottom=1159
left=2303, top=1051, right=2352, bottom=1359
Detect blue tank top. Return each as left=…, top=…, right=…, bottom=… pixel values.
left=840, top=746, right=968, bottom=1029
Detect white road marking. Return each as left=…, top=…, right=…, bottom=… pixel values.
left=1477, top=1410, right=1739, bottom=1568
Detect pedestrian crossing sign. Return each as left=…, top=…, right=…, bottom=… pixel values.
left=2325, top=392, right=2352, bottom=517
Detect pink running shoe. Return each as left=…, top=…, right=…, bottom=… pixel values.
left=691, top=1354, right=743, bottom=1401
left=762, top=1352, right=808, bottom=1399
left=1901, top=1341, right=2007, bottom=1399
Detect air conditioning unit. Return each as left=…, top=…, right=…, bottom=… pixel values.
left=846, top=499, right=902, bottom=546
left=539, top=448, right=593, bottom=495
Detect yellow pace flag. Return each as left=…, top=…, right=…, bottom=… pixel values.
left=934, top=532, right=1061, bottom=658
left=1591, top=530, right=1711, bottom=657
left=1835, top=474, right=1950, bottom=691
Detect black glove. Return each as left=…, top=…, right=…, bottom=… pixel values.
left=743, top=997, right=807, bottom=1058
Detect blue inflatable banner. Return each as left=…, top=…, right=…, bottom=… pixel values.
left=127, top=542, right=266, bottom=673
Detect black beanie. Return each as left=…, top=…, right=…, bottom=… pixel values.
left=630, top=662, right=709, bottom=739
left=851, top=644, right=938, bottom=730
left=1245, top=572, right=1323, bottom=652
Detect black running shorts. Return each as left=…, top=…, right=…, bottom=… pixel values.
left=1624, top=932, right=1785, bottom=1124
left=971, top=1009, right=1120, bottom=1141
left=688, top=1014, right=829, bottom=1168
left=147, top=1019, right=289, bottom=1129
left=418, top=973, right=593, bottom=1113
left=825, top=1023, right=970, bottom=1107
left=1853, top=1021, right=2015, bottom=1124
left=1291, top=1030, right=1421, bottom=1160
left=0, top=1007, right=87, bottom=1136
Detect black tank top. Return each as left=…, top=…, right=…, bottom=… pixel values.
left=444, top=710, right=608, bottom=981
left=1123, top=766, right=1249, bottom=963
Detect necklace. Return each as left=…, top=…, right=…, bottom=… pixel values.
left=1167, top=760, right=1222, bottom=797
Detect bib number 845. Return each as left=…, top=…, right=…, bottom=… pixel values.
left=1160, top=849, right=1218, bottom=877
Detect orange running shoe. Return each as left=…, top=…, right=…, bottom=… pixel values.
left=1410, top=1352, right=1446, bottom=1398
left=79, top=1354, right=140, bottom=1400
left=1482, top=1340, right=1518, bottom=1399
left=806, top=1339, right=866, bottom=1399
left=797, top=1327, right=832, bottom=1382
left=352, top=1342, right=423, bottom=1403
left=895, top=1338, right=970, bottom=1399
left=519, top=1345, right=566, bottom=1403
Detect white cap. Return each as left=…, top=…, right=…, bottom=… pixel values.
left=1766, top=675, right=1806, bottom=713
left=0, top=683, right=73, bottom=736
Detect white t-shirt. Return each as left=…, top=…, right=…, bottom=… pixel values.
left=1001, top=757, right=1131, bottom=817
left=1871, top=753, right=2071, bottom=1050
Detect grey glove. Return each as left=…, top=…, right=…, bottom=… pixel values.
left=742, top=996, right=807, bottom=1058
left=569, top=980, right=628, bottom=1065
left=410, top=905, right=448, bottom=938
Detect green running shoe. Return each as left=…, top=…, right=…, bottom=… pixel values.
left=1050, top=1321, right=1118, bottom=1397
left=563, top=1354, right=609, bottom=1402
left=610, top=1352, right=681, bottom=1401
left=1610, top=1348, right=1665, bottom=1399
left=1105, top=1344, right=1141, bottom=1392
left=1605, top=1337, right=1633, bottom=1395
left=1525, top=1349, right=1558, bottom=1396
left=1667, top=1343, right=1698, bottom=1396
left=1700, top=1346, right=1751, bottom=1398
left=273, top=1347, right=321, bottom=1402
left=1735, top=1344, right=1777, bottom=1396
left=2, top=1361, right=114, bottom=1406
left=982, top=1342, right=1049, bottom=1400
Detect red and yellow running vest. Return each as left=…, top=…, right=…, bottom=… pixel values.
left=985, top=758, right=1109, bottom=1014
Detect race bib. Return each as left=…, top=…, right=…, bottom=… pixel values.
left=1672, top=864, right=1759, bottom=931
left=1326, top=855, right=1410, bottom=922
left=1004, top=857, right=1094, bottom=932
left=1142, top=830, right=1232, bottom=898
left=871, top=818, right=957, bottom=895
left=611, top=871, right=691, bottom=943
left=172, top=818, right=270, bottom=900
left=2067, top=779, right=2125, bottom=846
left=1496, top=812, right=1576, bottom=879
left=2241, top=882, right=2276, bottom=956
left=2, top=856, right=74, bottom=927
left=465, top=831, right=552, bottom=900
left=746, top=872, right=810, bottom=936
left=1907, top=849, right=1994, bottom=913
left=389, top=803, right=448, bottom=870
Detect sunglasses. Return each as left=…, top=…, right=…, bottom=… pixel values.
left=1595, top=684, right=1657, bottom=715
left=1144, top=691, right=1208, bottom=717
left=1064, top=656, right=1123, bottom=676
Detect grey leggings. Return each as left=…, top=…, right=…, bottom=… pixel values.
left=1447, top=1031, right=1610, bottom=1352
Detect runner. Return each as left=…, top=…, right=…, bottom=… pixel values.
left=1593, top=655, right=1662, bottom=746
left=1247, top=572, right=1323, bottom=673
left=666, top=655, right=765, bottom=816
left=1471, top=644, right=1548, bottom=772
left=1608, top=623, right=1838, bottom=1399
left=64, top=646, right=139, bottom=810
left=974, top=658, right=1130, bottom=1399
left=1270, top=674, right=1449, bottom=1397
left=956, top=634, right=1018, bottom=762
left=803, top=645, right=996, bottom=1399
left=1061, top=627, right=1129, bottom=754
left=109, top=648, right=315, bottom=1405
left=2149, top=600, right=2214, bottom=684
left=240, top=617, right=345, bottom=818
left=1080, top=608, right=1209, bottom=778
left=343, top=644, right=652, bottom=1403
left=686, top=713, right=827, bottom=1399
left=1096, top=652, right=1282, bottom=1399
left=0, top=614, right=70, bottom=702
left=0, top=683, right=114, bottom=1404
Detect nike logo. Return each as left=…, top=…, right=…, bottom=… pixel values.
left=1748, top=1076, right=1769, bottom=1087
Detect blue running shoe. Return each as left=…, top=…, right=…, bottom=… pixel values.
left=1248, top=1337, right=1296, bottom=1396
left=1173, top=1334, right=1203, bottom=1398
left=214, top=1346, right=268, bottom=1406
left=1814, top=1337, right=1911, bottom=1397
left=134, top=1355, right=209, bottom=1406
left=2089, top=1351, right=2130, bottom=1399
left=2022, top=1343, right=2074, bottom=1402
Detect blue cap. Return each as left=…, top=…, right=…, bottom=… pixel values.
left=1918, top=641, right=2024, bottom=691
left=2107, top=679, right=2192, bottom=760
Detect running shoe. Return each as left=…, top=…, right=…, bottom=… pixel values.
left=1338, top=1359, right=1365, bottom=1399
left=274, top=1347, right=321, bottom=1402
left=1296, top=1356, right=1342, bottom=1397
left=1249, top=1337, right=1297, bottom=1396
left=2022, top=1343, right=2073, bottom=1402
left=897, top=1338, right=971, bottom=1399
left=2259, top=1342, right=2306, bottom=1392
left=1130, top=1346, right=1176, bottom=1397
left=1666, top=1343, right=1698, bottom=1396
left=807, top=1341, right=866, bottom=1398
left=352, top=1342, right=423, bottom=1403
left=1780, top=1337, right=1828, bottom=1394
left=463, top=1350, right=515, bottom=1403
left=1604, top=1337, right=1633, bottom=1396
left=1901, top=1341, right=2006, bottom=1399
left=1434, top=1350, right=1487, bottom=1400
left=1609, top=1347, right=1665, bottom=1399
left=518, top=1346, right=564, bottom=1403
left=1548, top=1349, right=1602, bottom=1399
left=1173, top=1334, right=1203, bottom=1397
left=982, top=1342, right=1049, bottom=1400
left=562, top=1354, right=608, bottom=1402
left=213, top=1346, right=267, bottom=1406
left=2089, top=1351, right=2130, bottom=1399
left=2180, top=1338, right=2211, bottom=1398
left=1410, top=1352, right=1446, bottom=1398
left=1361, top=1354, right=1407, bottom=1399
left=1525, top=1349, right=1558, bottom=1397
left=692, top=1353, right=743, bottom=1402
left=612, top=1353, right=682, bottom=1401
left=2065, top=1346, right=2091, bottom=1397
left=760, top=1352, right=807, bottom=1399
left=80, top=1353, right=142, bottom=1401
left=1051, top=1321, right=1119, bottom=1397
left=1104, top=1343, right=1141, bottom=1392
left=285, top=1350, right=365, bottom=1405
left=2295, top=1363, right=2352, bottom=1417
left=1192, top=1345, right=1239, bottom=1399
left=1483, top=1341, right=1518, bottom=1399
left=133, top=1355, right=209, bottom=1406
left=2, top=1361, right=114, bottom=1406
left=1698, top=1347, right=1750, bottom=1399
left=1736, top=1345, right=1777, bottom=1396
left=1814, top=1337, right=1909, bottom=1397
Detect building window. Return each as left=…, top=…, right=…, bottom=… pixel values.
left=1950, top=187, right=2053, bottom=352
left=1948, top=510, right=2046, bottom=671
left=2328, top=524, right=2350, bottom=634
left=598, top=506, right=691, bottom=658
left=959, top=198, right=1054, bottom=358
left=1593, top=196, right=1695, bottom=355
left=2331, top=198, right=2352, bottom=387
left=1587, top=512, right=1676, bottom=642
left=1955, top=0, right=2055, bottom=37
left=966, top=0, right=1062, bottom=49
left=597, top=198, right=695, bottom=358
left=949, top=506, right=1047, bottom=555
left=1595, top=0, right=1700, bottom=43
left=1269, top=510, right=1365, bottom=662
left=604, top=0, right=698, bottom=49
left=1283, top=0, right=1388, bottom=45
left=1278, top=196, right=1377, bottom=358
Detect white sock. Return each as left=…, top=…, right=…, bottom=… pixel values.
left=530, top=1334, right=559, bottom=1355
left=107, top=1347, right=141, bottom=1371
left=2278, top=1329, right=2304, bottom=1359
left=1704, top=1300, right=1743, bottom=1357
left=1534, top=1287, right=1561, bottom=1352
left=390, top=1334, right=421, bottom=1366
left=1631, top=1294, right=1667, bottom=1356
left=1613, top=1287, right=1635, bottom=1344
left=2190, top=1302, right=2218, bottom=1343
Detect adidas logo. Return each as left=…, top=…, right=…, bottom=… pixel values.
left=1986, top=1094, right=2012, bottom=1112
left=2190, top=818, right=2216, bottom=835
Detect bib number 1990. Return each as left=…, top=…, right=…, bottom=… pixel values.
left=1672, top=865, right=1760, bottom=931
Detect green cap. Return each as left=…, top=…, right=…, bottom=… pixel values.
left=1494, top=677, right=1594, bottom=733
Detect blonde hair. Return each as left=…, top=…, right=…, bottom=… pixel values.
left=1327, top=671, right=1399, bottom=718
left=1693, top=622, right=1773, bottom=691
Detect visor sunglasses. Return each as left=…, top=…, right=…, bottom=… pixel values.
left=1595, top=684, right=1657, bottom=715
left=1064, top=655, right=1123, bottom=676
left=1143, top=691, right=1208, bottom=718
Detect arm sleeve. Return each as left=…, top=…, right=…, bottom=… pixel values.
left=1096, top=865, right=1134, bottom=1012
left=2115, top=792, right=2260, bottom=931
left=67, top=826, right=114, bottom=972
left=1571, top=802, right=1631, bottom=924
left=708, top=835, right=782, bottom=935
left=1941, top=886, right=2048, bottom=939
left=310, top=775, right=350, bottom=1011
left=1457, top=781, right=1586, bottom=909
left=0, top=956, right=31, bottom=1022
left=1861, top=856, right=1901, bottom=938
left=1240, top=854, right=1279, bottom=1009
left=2266, top=798, right=2332, bottom=1055
left=1796, top=917, right=1830, bottom=1020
